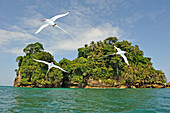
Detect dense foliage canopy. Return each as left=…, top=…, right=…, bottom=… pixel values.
left=15, top=37, right=166, bottom=87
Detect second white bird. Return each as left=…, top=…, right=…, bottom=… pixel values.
left=106, top=46, right=129, bottom=65
left=33, top=59, right=69, bottom=79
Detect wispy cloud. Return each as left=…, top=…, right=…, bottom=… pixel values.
left=1, top=47, right=24, bottom=55
left=125, top=12, right=144, bottom=24
left=147, top=8, right=166, bottom=21
left=0, top=28, right=37, bottom=46
left=46, top=23, right=123, bottom=54
left=0, top=26, right=39, bottom=54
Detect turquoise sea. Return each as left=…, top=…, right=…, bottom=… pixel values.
left=0, top=86, right=170, bottom=113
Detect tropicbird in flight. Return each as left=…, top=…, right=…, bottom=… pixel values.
left=34, top=11, right=73, bottom=38
left=106, top=45, right=129, bottom=65
left=33, top=58, right=69, bottom=80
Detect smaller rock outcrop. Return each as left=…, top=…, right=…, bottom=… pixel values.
left=166, top=82, right=170, bottom=88
left=14, top=71, right=22, bottom=87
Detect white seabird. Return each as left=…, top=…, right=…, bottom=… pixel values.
left=33, top=58, right=69, bottom=79
left=34, top=11, right=72, bottom=38
left=107, top=45, right=129, bottom=65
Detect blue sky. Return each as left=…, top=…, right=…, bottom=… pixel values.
left=0, top=0, right=170, bottom=86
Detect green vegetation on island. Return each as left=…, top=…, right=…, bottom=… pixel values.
left=14, top=37, right=166, bottom=88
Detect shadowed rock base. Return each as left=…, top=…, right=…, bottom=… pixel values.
left=14, top=76, right=167, bottom=88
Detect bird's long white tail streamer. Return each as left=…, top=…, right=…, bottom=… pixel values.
left=55, top=24, right=73, bottom=38
left=45, top=69, right=50, bottom=80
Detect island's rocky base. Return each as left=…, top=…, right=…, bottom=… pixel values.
left=14, top=74, right=166, bottom=88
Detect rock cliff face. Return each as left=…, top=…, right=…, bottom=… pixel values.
left=14, top=71, right=22, bottom=87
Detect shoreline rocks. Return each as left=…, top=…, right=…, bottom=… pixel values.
left=14, top=81, right=166, bottom=89
left=14, top=72, right=167, bottom=89
left=16, top=85, right=167, bottom=89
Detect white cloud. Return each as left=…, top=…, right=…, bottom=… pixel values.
left=46, top=23, right=123, bottom=54
left=0, top=29, right=37, bottom=45
left=0, top=26, right=39, bottom=54
left=1, top=48, right=23, bottom=55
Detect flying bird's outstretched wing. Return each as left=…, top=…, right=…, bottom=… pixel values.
left=55, top=24, right=73, bottom=38
left=50, top=11, right=70, bottom=22
left=34, top=23, right=49, bottom=34
left=33, top=58, right=50, bottom=65
left=121, top=54, right=129, bottom=65
left=52, top=65, right=70, bottom=73
left=114, top=45, right=121, bottom=52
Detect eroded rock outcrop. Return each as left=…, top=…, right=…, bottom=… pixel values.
left=166, top=82, right=170, bottom=88
left=14, top=71, right=22, bottom=87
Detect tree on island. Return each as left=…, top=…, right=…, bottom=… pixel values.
left=14, top=37, right=166, bottom=88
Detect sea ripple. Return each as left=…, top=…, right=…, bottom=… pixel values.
left=0, top=87, right=170, bottom=113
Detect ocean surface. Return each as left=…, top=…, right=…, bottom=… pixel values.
left=0, top=86, right=170, bottom=113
